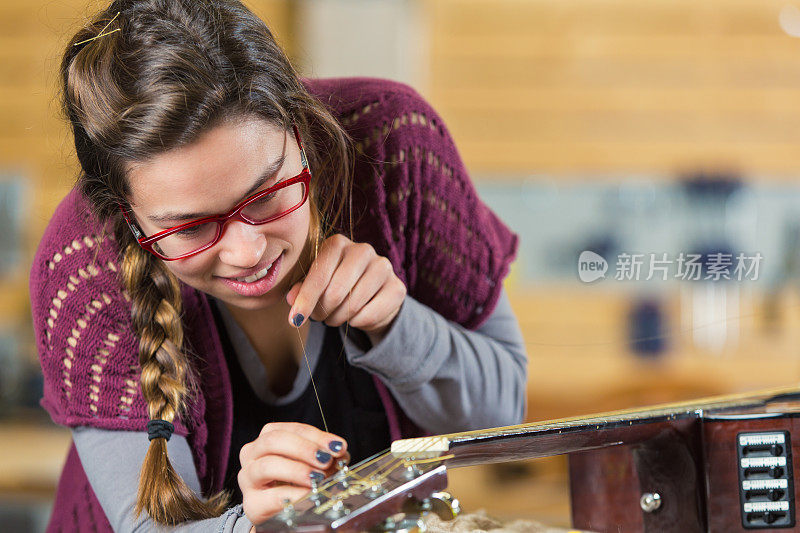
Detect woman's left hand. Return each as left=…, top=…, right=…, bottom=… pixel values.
left=286, top=234, right=406, bottom=344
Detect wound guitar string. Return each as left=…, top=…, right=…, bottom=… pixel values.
left=293, top=438, right=454, bottom=509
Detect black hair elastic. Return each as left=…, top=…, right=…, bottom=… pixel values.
left=147, top=419, right=175, bottom=441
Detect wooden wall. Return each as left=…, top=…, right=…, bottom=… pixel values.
left=5, top=0, right=800, bottom=402
left=423, top=0, right=800, bottom=177
left=0, top=0, right=292, bottom=331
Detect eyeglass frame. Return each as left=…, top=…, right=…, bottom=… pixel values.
left=120, top=123, right=311, bottom=261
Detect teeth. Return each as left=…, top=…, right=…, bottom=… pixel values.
left=236, top=263, right=272, bottom=283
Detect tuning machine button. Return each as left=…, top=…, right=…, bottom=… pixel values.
left=325, top=498, right=349, bottom=520
left=428, top=491, right=461, bottom=521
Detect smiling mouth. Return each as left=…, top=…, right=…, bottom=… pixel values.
left=232, top=261, right=274, bottom=283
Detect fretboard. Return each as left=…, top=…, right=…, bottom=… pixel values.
left=391, top=385, right=800, bottom=458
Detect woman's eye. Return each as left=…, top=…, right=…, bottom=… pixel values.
left=175, top=226, right=201, bottom=237
left=254, top=192, right=277, bottom=204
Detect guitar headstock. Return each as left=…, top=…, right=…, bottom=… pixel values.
left=254, top=450, right=456, bottom=532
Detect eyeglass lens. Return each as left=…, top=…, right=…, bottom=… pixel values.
left=152, top=180, right=306, bottom=258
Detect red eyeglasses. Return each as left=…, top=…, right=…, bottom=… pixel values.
left=121, top=124, right=311, bottom=261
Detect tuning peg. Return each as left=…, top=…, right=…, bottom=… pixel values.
left=365, top=475, right=386, bottom=499
left=420, top=499, right=432, bottom=513
left=378, top=514, right=425, bottom=532
left=309, top=474, right=324, bottom=506
left=276, top=498, right=296, bottom=526
left=403, top=459, right=422, bottom=480
left=325, top=497, right=349, bottom=520
left=335, top=460, right=350, bottom=488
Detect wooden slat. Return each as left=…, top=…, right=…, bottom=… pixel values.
left=436, top=88, right=800, bottom=113
left=433, top=35, right=800, bottom=60
left=429, top=56, right=800, bottom=89
left=427, top=0, right=788, bottom=37
left=423, top=0, right=800, bottom=174
left=455, top=140, right=800, bottom=175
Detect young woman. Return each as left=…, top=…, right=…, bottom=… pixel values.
left=30, top=0, right=526, bottom=531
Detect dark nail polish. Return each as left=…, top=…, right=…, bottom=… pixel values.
left=309, top=471, right=324, bottom=482
left=329, top=440, right=343, bottom=453
left=316, top=450, right=331, bottom=463
left=292, top=313, right=305, bottom=327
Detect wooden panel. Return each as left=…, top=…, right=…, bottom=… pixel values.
left=511, top=287, right=800, bottom=422
left=245, top=0, right=295, bottom=57
left=427, top=0, right=786, bottom=37
left=0, top=422, right=71, bottom=498
left=423, top=0, right=800, bottom=175
left=0, top=0, right=294, bottom=334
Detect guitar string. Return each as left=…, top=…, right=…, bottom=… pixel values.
left=295, top=221, right=449, bottom=503
left=399, top=383, right=800, bottom=446
left=293, top=237, right=329, bottom=434
left=296, top=324, right=327, bottom=433
left=301, top=385, right=800, bottom=510
left=300, top=448, right=392, bottom=501
left=407, top=454, right=455, bottom=465
left=372, top=437, right=443, bottom=483
left=297, top=441, right=454, bottom=505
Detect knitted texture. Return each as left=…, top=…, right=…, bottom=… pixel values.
left=31, top=77, right=518, bottom=531
left=308, top=77, right=518, bottom=329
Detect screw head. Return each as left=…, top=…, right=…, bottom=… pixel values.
left=640, top=492, right=662, bottom=513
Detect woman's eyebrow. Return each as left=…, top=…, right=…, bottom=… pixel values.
left=148, top=154, right=286, bottom=223
left=241, top=154, right=286, bottom=198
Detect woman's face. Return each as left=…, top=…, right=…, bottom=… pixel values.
left=125, top=115, right=311, bottom=311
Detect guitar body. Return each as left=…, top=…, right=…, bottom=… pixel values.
left=569, top=407, right=800, bottom=532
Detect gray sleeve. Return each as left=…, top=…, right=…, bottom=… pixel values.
left=340, top=287, right=528, bottom=432
left=72, top=426, right=253, bottom=533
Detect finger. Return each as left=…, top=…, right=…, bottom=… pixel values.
left=325, top=256, right=391, bottom=327
left=288, top=235, right=349, bottom=326
left=285, top=281, right=302, bottom=308
left=241, top=423, right=347, bottom=466
left=242, top=486, right=309, bottom=526
left=322, top=450, right=352, bottom=478
left=240, top=429, right=340, bottom=470
left=348, top=278, right=406, bottom=333
left=240, top=454, right=323, bottom=491
left=317, top=245, right=376, bottom=326
left=309, top=240, right=373, bottom=322
left=258, top=422, right=349, bottom=456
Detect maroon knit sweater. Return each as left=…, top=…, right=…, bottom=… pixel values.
left=30, top=77, right=518, bottom=531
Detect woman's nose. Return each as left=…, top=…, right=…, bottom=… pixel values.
left=216, top=221, right=267, bottom=267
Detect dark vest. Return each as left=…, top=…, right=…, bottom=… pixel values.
left=211, top=305, right=392, bottom=504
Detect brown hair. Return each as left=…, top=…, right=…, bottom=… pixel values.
left=59, top=0, right=353, bottom=525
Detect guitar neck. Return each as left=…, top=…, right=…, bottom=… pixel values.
left=391, top=385, right=800, bottom=467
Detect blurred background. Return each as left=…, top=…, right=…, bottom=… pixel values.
left=4, top=0, right=800, bottom=529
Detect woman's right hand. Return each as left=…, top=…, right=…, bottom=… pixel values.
left=239, top=422, right=349, bottom=527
